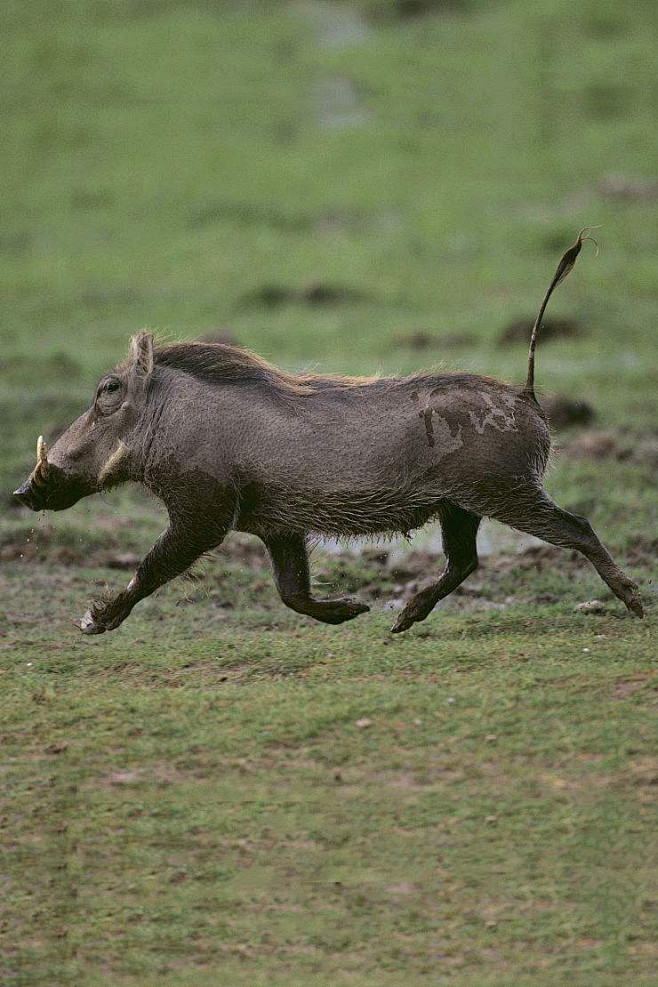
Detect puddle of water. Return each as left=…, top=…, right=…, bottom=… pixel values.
left=317, top=520, right=544, bottom=561
left=299, top=0, right=371, bottom=49
left=313, top=75, right=371, bottom=130
left=296, top=1, right=372, bottom=130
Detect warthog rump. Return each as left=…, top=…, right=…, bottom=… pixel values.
left=13, top=234, right=644, bottom=633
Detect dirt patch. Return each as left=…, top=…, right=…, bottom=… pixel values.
left=0, top=532, right=589, bottom=620
left=564, top=430, right=658, bottom=468
left=626, top=535, right=658, bottom=567
left=542, top=396, right=595, bottom=430
left=597, top=174, right=658, bottom=201
left=370, top=0, right=471, bottom=20
left=498, top=316, right=584, bottom=346
left=0, top=527, right=135, bottom=566
left=216, top=535, right=269, bottom=568
left=392, top=330, right=475, bottom=351
left=239, top=282, right=372, bottom=310
left=0, top=527, right=268, bottom=569
left=565, top=431, right=630, bottom=460
left=487, top=544, right=576, bottom=573
left=0, top=536, right=83, bottom=565
left=613, top=674, right=654, bottom=700
left=628, top=758, right=658, bottom=787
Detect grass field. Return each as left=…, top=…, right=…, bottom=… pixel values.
left=1, top=0, right=657, bottom=983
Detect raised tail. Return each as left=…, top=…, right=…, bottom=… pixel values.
left=521, top=227, right=599, bottom=404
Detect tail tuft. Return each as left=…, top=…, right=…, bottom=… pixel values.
left=522, top=227, right=599, bottom=404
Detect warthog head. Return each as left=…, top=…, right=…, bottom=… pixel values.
left=14, top=333, right=154, bottom=512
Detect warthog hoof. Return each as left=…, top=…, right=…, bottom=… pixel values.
left=314, top=599, right=370, bottom=624
left=77, top=610, right=106, bottom=635
left=390, top=587, right=437, bottom=634
left=614, top=577, right=644, bottom=618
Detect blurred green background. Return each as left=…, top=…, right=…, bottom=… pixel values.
left=2, top=3, right=658, bottom=984
left=4, top=0, right=658, bottom=549
left=3, top=0, right=658, bottom=389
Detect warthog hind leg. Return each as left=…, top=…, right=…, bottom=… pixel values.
left=392, top=503, right=481, bottom=633
left=265, top=533, right=370, bottom=625
left=486, top=490, right=643, bottom=617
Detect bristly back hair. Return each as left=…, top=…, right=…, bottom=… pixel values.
left=151, top=341, right=415, bottom=397
left=521, top=227, right=599, bottom=405
left=154, top=342, right=317, bottom=395
left=150, top=342, right=508, bottom=400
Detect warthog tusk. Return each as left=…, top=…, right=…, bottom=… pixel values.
left=37, top=435, right=50, bottom=472
left=98, top=440, right=130, bottom=486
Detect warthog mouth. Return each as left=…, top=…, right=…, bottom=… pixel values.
left=13, top=436, right=91, bottom=512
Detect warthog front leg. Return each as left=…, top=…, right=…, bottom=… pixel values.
left=78, top=502, right=234, bottom=635
left=265, top=533, right=370, bottom=625
left=392, top=503, right=481, bottom=633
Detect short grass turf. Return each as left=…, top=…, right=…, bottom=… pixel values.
left=2, top=565, right=658, bottom=985
left=2, top=0, right=658, bottom=983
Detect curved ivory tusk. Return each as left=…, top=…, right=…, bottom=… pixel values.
left=37, top=435, right=49, bottom=471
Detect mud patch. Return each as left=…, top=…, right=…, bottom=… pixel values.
left=302, top=0, right=371, bottom=49
left=542, top=396, right=595, bottom=430
left=317, top=542, right=586, bottom=612
left=626, top=535, right=658, bottom=568
left=597, top=174, right=658, bottom=201
left=216, top=534, right=269, bottom=568
left=314, top=75, right=370, bottom=130
left=0, top=526, right=268, bottom=570
left=613, top=674, right=654, bottom=700
left=627, top=758, right=658, bottom=787
left=490, top=544, right=573, bottom=573
left=498, top=316, right=583, bottom=346
left=564, top=430, right=658, bottom=468
left=239, top=282, right=372, bottom=309
left=393, top=329, right=475, bottom=351
left=0, top=532, right=87, bottom=565
left=369, top=0, right=471, bottom=20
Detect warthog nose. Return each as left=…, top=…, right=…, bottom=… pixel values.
left=13, top=481, right=37, bottom=508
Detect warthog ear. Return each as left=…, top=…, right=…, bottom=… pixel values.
left=130, top=331, right=154, bottom=379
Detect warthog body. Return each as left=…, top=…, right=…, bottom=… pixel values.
left=14, top=235, right=643, bottom=632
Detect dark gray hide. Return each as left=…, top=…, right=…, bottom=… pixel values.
left=14, top=333, right=643, bottom=633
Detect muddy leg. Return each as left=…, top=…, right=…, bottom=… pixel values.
left=391, top=504, right=481, bottom=634
left=265, top=533, right=370, bottom=625
left=79, top=506, right=234, bottom=635
left=491, top=491, right=643, bottom=617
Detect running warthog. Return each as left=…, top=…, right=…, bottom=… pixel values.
left=14, top=232, right=644, bottom=633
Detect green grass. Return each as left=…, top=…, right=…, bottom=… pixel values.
left=3, top=568, right=658, bottom=984
left=2, top=0, right=658, bottom=983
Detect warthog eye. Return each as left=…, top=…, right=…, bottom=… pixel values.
left=96, top=377, right=124, bottom=411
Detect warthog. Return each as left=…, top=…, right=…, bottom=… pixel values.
left=14, top=232, right=644, bottom=633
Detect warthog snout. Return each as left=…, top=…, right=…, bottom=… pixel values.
left=13, top=436, right=86, bottom=512
left=13, top=479, right=37, bottom=509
